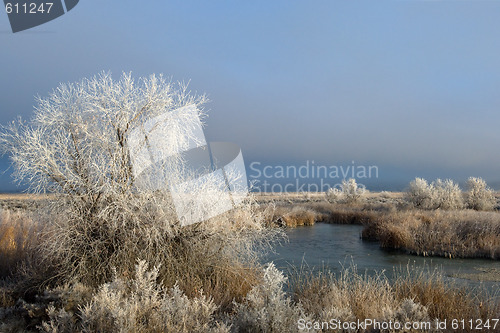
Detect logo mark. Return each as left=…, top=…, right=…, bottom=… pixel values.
left=4, top=0, right=79, bottom=33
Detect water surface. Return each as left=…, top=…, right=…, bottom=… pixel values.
left=263, top=223, right=500, bottom=292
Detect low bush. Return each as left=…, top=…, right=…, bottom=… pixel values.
left=325, top=188, right=342, bottom=204
left=406, top=178, right=464, bottom=210
left=326, top=178, right=366, bottom=204
left=231, top=263, right=312, bottom=332
left=432, top=179, right=464, bottom=210
left=465, top=177, right=496, bottom=211
left=41, top=260, right=230, bottom=333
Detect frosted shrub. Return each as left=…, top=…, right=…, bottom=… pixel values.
left=326, top=179, right=366, bottom=204
left=232, top=263, right=313, bottom=332
left=465, top=177, right=496, bottom=211
left=432, top=179, right=464, bottom=210
left=318, top=307, right=355, bottom=331
left=406, top=178, right=435, bottom=209
left=407, top=178, right=464, bottom=210
left=325, top=187, right=342, bottom=203
left=42, top=260, right=229, bottom=333
left=341, top=178, right=366, bottom=204
left=0, top=73, right=272, bottom=291
left=380, top=299, right=430, bottom=333
left=311, top=281, right=356, bottom=331
left=0, top=73, right=203, bottom=285
left=41, top=306, right=78, bottom=333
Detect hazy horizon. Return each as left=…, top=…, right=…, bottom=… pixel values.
left=1, top=1, right=499, bottom=192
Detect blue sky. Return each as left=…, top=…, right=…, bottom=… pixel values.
left=1, top=1, right=500, bottom=191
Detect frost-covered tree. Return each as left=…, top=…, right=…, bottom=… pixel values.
left=465, top=177, right=496, bottom=211
left=326, top=178, right=366, bottom=204
left=406, top=177, right=464, bottom=210
left=341, top=178, right=366, bottom=203
left=0, top=73, right=268, bottom=288
left=432, top=178, right=464, bottom=210
left=406, top=177, right=435, bottom=209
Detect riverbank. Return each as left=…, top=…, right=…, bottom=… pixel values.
left=2, top=192, right=499, bottom=261
left=256, top=192, right=500, bottom=261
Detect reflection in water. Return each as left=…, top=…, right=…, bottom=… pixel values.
left=263, top=223, right=500, bottom=292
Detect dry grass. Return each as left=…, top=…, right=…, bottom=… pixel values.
left=1, top=192, right=499, bottom=332
left=306, top=201, right=382, bottom=224
left=273, top=206, right=317, bottom=227
left=294, top=267, right=396, bottom=320
left=362, top=209, right=500, bottom=259
left=154, top=238, right=262, bottom=312
left=261, top=204, right=319, bottom=227
left=391, top=265, right=498, bottom=321
left=293, top=264, right=500, bottom=332
left=261, top=200, right=389, bottom=228
left=0, top=209, right=43, bottom=279
left=0, top=205, right=271, bottom=330
left=0, top=208, right=269, bottom=310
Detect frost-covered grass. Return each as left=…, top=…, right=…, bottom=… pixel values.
left=293, top=264, right=499, bottom=333
left=1, top=259, right=498, bottom=332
